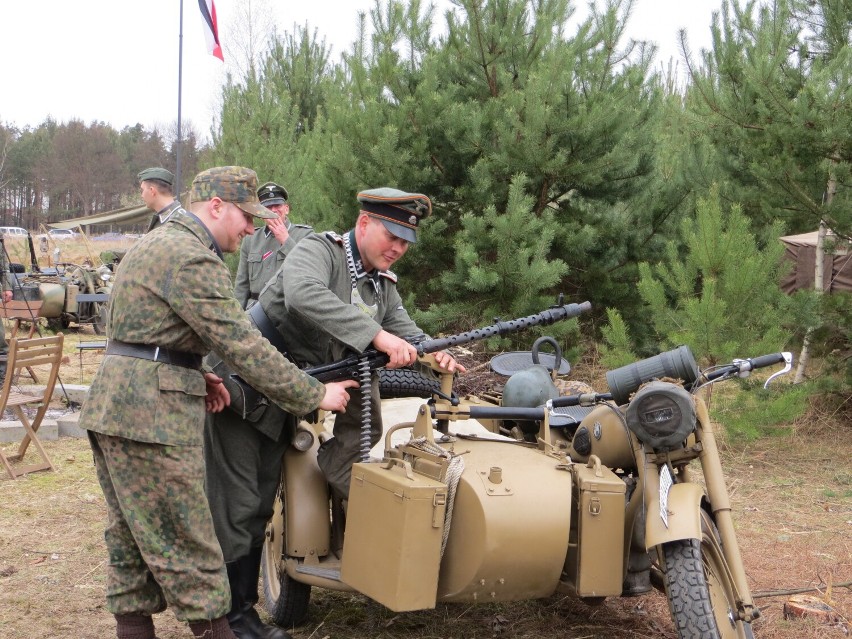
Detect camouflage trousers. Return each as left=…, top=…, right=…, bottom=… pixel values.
left=88, top=431, right=230, bottom=622
left=317, top=375, right=382, bottom=501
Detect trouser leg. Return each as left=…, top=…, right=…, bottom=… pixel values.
left=316, top=376, right=382, bottom=501
left=90, top=432, right=167, bottom=617
left=90, top=431, right=230, bottom=622
left=204, top=409, right=291, bottom=562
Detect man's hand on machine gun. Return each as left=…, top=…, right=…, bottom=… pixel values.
left=373, top=330, right=418, bottom=368
left=319, top=380, right=360, bottom=412
left=433, top=350, right=466, bottom=374
left=373, top=329, right=466, bottom=373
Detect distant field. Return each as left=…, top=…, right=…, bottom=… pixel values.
left=2, top=234, right=138, bottom=270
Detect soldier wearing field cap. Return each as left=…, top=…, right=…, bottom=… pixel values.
left=82, top=166, right=356, bottom=639
left=137, top=167, right=182, bottom=232
left=232, top=181, right=313, bottom=309
left=252, top=187, right=464, bottom=503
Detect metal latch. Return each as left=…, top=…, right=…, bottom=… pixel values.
left=433, top=492, right=447, bottom=528
left=589, top=497, right=602, bottom=516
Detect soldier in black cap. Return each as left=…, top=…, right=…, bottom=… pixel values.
left=138, top=167, right=182, bottom=232
left=232, top=181, right=313, bottom=308
left=247, top=187, right=465, bottom=502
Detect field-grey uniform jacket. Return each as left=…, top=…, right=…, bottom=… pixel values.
left=258, top=230, right=423, bottom=499
left=233, top=222, right=313, bottom=308
left=146, top=199, right=182, bottom=233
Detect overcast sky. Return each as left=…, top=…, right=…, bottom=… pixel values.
left=0, top=0, right=722, bottom=138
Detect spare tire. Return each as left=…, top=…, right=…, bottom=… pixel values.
left=379, top=367, right=440, bottom=399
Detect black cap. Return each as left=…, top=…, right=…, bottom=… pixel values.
left=357, top=187, right=431, bottom=243
left=257, top=181, right=289, bottom=207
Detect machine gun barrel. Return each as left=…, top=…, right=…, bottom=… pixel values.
left=304, top=301, right=591, bottom=384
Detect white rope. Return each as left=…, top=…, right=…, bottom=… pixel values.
left=405, top=436, right=465, bottom=557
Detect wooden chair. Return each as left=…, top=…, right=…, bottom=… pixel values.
left=0, top=300, right=45, bottom=382
left=0, top=334, right=64, bottom=480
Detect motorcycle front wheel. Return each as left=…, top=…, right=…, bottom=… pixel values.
left=658, top=511, right=754, bottom=639
left=261, top=494, right=312, bottom=627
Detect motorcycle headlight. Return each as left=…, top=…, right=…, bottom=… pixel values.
left=625, top=381, right=695, bottom=451
left=99, top=272, right=111, bottom=282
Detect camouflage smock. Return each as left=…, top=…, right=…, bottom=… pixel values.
left=233, top=222, right=313, bottom=308
left=80, top=210, right=325, bottom=446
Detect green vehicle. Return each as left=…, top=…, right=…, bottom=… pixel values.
left=10, top=231, right=113, bottom=333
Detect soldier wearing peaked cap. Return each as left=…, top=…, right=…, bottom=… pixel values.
left=137, top=167, right=182, bottom=232
left=235, top=188, right=464, bottom=506
left=82, top=166, right=356, bottom=639
left=232, top=181, right=314, bottom=309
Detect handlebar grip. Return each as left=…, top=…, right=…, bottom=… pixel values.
left=550, top=395, right=582, bottom=408
left=748, top=353, right=787, bottom=370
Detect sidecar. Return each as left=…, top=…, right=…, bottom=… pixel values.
left=262, top=380, right=629, bottom=619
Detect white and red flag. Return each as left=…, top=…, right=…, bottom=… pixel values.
left=198, top=0, right=224, bottom=61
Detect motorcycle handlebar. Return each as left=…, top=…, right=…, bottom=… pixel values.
left=549, top=392, right=613, bottom=408
left=703, top=352, right=792, bottom=382
left=747, top=353, right=789, bottom=370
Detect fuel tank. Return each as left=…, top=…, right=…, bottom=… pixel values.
left=436, top=439, right=573, bottom=603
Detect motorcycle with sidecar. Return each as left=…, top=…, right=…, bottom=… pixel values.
left=260, top=301, right=792, bottom=639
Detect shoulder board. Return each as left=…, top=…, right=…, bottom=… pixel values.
left=293, top=223, right=313, bottom=230
left=324, top=231, right=343, bottom=245
left=379, top=269, right=398, bottom=283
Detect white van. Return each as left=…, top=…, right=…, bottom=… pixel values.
left=0, top=227, right=29, bottom=237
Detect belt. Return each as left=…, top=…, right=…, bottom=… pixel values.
left=106, top=340, right=203, bottom=370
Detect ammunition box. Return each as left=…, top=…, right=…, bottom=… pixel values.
left=341, top=460, right=448, bottom=611
left=563, top=458, right=626, bottom=597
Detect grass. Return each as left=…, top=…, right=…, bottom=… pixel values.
left=1, top=388, right=849, bottom=638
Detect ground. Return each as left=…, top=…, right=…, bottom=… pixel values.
left=0, top=343, right=849, bottom=639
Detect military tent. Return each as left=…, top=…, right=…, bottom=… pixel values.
left=47, top=205, right=151, bottom=231
left=780, top=230, right=852, bottom=294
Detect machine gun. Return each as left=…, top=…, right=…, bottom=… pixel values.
left=303, top=301, right=592, bottom=384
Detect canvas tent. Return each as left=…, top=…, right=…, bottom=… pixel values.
left=780, top=230, right=852, bottom=294
left=48, top=205, right=151, bottom=231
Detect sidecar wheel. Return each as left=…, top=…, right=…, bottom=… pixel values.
left=379, top=367, right=440, bottom=399
left=659, top=512, right=754, bottom=639
left=261, top=495, right=312, bottom=627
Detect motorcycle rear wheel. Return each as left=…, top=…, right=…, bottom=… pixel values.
left=261, top=494, right=312, bottom=628
left=659, top=512, right=754, bottom=639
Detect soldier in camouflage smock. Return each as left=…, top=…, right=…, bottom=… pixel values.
left=81, top=166, right=355, bottom=639
left=256, top=188, right=464, bottom=502
left=232, top=181, right=313, bottom=309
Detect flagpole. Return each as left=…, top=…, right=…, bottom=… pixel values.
left=176, top=0, right=184, bottom=202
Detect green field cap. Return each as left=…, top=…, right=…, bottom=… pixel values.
left=137, top=167, right=174, bottom=186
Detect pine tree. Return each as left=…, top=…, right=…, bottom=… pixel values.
left=684, top=0, right=852, bottom=236
left=626, top=188, right=792, bottom=364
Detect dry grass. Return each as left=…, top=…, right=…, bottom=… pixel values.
left=1, top=397, right=849, bottom=638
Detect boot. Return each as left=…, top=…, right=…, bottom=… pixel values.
left=188, top=616, right=237, bottom=639
left=114, top=613, right=157, bottom=639
left=226, top=547, right=290, bottom=639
